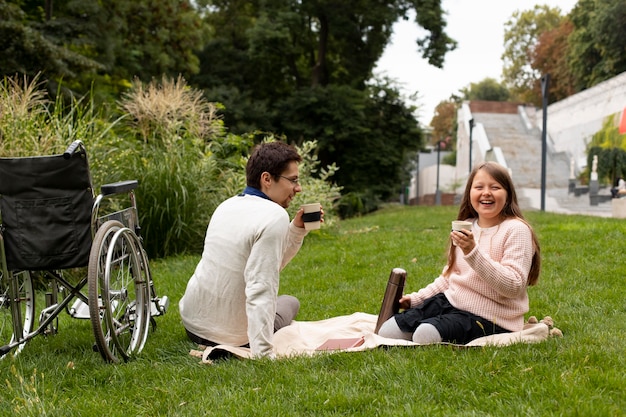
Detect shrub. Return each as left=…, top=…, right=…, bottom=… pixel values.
left=0, top=74, right=342, bottom=259
left=115, top=78, right=341, bottom=258
left=114, top=76, right=235, bottom=257
left=287, top=138, right=342, bottom=226
left=583, top=114, right=626, bottom=185
left=336, top=190, right=380, bottom=219
left=0, top=74, right=115, bottom=158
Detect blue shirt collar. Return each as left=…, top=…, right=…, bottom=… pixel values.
left=240, top=186, right=271, bottom=201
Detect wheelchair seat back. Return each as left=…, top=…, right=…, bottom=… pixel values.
left=0, top=151, right=93, bottom=271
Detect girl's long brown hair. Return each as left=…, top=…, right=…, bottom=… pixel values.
left=443, top=162, right=541, bottom=285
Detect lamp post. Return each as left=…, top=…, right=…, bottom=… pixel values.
left=435, top=140, right=443, bottom=206
left=468, top=118, right=475, bottom=174
left=540, top=74, right=550, bottom=211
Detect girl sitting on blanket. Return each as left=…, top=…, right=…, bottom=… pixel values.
left=378, top=161, right=541, bottom=345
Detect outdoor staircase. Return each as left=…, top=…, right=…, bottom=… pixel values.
left=475, top=112, right=571, bottom=189
left=469, top=110, right=612, bottom=213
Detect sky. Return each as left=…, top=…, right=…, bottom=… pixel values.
left=374, top=0, right=578, bottom=125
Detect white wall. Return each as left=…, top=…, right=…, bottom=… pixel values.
left=419, top=164, right=458, bottom=195
left=545, top=71, right=626, bottom=170
left=455, top=102, right=507, bottom=190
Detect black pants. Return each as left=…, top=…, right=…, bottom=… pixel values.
left=394, top=293, right=509, bottom=345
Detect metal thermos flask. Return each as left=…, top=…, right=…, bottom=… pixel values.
left=374, top=268, right=406, bottom=334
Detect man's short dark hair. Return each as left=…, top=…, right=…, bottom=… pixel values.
left=246, top=141, right=302, bottom=188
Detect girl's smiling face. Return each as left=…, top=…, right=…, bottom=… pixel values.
left=470, top=168, right=508, bottom=227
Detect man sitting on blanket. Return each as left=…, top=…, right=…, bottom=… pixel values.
left=179, top=141, right=319, bottom=358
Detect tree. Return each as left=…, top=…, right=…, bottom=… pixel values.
left=95, top=1, right=206, bottom=82
left=1, top=0, right=457, bottom=202
left=0, top=0, right=206, bottom=96
left=430, top=100, right=457, bottom=146
left=199, top=0, right=455, bottom=89
left=0, top=1, right=102, bottom=81
left=568, top=0, right=626, bottom=91
left=503, top=0, right=626, bottom=105
left=460, top=78, right=511, bottom=102
left=192, top=0, right=456, bottom=200
left=429, top=99, right=457, bottom=166
left=275, top=78, right=422, bottom=199
left=502, top=5, right=565, bottom=104
left=530, top=20, right=576, bottom=103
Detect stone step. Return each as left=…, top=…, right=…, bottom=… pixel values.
left=520, top=187, right=613, bottom=217
left=477, top=112, right=571, bottom=189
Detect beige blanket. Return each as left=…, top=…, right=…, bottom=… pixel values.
left=192, top=312, right=560, bottom=363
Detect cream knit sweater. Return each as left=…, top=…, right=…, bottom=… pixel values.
left=179, top=194, right=307, bottom=357
left=408, top=218, right=534, bottom=332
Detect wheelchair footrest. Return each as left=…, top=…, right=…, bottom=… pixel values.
left=151, top=295, right=169, bottom=317
left=69, top=299, right=91, bottom=319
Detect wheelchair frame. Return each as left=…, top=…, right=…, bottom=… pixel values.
left=0, top=140, right=168, bottom=363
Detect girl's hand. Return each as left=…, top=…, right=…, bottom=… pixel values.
left=398, top=295, right=411, bottom=310
left=451, top=230, right=475, bottom=255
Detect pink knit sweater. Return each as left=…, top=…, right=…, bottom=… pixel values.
left=408, top=218, right=534, bottom=332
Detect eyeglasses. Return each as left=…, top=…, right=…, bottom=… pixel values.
left=278, top=175, right=300, bottom=186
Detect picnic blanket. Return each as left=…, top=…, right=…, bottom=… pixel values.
left=191, top=312, right=562, bottom=364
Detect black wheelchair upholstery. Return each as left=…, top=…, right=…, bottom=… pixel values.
left=0, top=151, right=93, bottom=270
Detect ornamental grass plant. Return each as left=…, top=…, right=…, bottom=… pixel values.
left=0, top=74, right=341, bottom=259
left=2, top=205, right=625, bottom=416
left=0, top=74, right=115, bottom=158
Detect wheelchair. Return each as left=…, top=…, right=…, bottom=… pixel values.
left=0, top=140, right=168, bottom=363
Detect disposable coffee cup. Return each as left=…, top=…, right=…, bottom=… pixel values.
left=301, top=203, right=322, bottom=231
left=451, top=220, right=472, bottom=232
left=451, top=220, right=472, bottom=245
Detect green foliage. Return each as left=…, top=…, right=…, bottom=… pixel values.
left=502, top=5, right=565, bottom=103
left=98, top=1, right=207, bottom=82
left=568, top=0, right=626, bottom=90
left=0, top=0, right=207, bottom=99
left=584, top=114, right=626, bottom=185
left=461, top=77, right=511, bottom=102
left=112, top=76, right=244, bottom=257
left=114, top=77, right=343, bottom=257
left=131, top=146, right=218, bottom=257
left=0, top=1, right=103, bottom=83
left=0, top=75, right=341, bottom=259
left=289, top=139, right=343, bottom=226
left=2, top=207, right=626, bottom=416
left=192, top=1, right=450, bottom=199
left=196, top=0, right=455, bottom=90
left=335, top=191, right=381, bottom=219
left=503, top=0, right=626, bottom=103
left=442, top=150, right=457, bottom=166
left=276, top=81, right=422, bottom=200
left=2, top=0, right=456, bottom=202
left=0, top=74, right=116, bottom=158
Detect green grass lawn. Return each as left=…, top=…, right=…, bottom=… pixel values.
left=2, top=205, right=625, bottom=416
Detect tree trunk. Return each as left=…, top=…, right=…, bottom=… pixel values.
left=311, top=12, right=328, bottom=87
left=45, top=0, right=53, bottom=20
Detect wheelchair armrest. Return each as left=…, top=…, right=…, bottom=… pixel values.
left=100, top=180, right=138, bottom=196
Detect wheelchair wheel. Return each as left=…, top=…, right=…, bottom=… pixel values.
left=88, top=221, right=150, bottom=363
left=1, top=271, right=35, bottom=354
